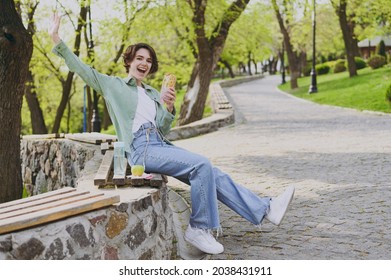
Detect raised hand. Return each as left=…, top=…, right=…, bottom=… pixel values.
left=49, top=12, right=62, bottom=44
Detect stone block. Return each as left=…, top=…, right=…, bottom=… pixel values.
left=106, top=211, right=128, bottom=239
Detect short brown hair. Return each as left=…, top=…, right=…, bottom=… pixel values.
left=122, top=43, right=159, bottom=74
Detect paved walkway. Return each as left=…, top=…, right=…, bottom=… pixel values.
left=169, top=75, right=391, bottom=260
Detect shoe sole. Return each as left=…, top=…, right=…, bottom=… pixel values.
left=275, top=186, right=295, bottom=225
left=184, top=235, right=224, bottom=255
left=267, top=186, right=295, bottom=226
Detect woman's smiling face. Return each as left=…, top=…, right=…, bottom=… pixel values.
left=128, top=48, right=152, bottom=86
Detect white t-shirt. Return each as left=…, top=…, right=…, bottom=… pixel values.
left=132, top=86, right=157, bottom=132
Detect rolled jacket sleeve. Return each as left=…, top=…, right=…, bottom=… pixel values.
left=52, top=41, right=110, bottom=96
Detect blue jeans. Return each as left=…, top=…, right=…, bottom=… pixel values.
left=128, top=122, right=270, bottom=230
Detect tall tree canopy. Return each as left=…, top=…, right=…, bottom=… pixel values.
left=177, top=0, right=251, bottom=125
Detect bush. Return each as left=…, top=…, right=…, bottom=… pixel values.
left=376, top=40, right=386, bottom=58
left=386, top=84, right=391, bottom=103
left=333, top=59, right=346, bottom=73
left=315, top=63, right=330, bottom=75
left=367, top=55, right=386, bottom=69
left=302, top=62, right=312, bottom=76
left=324, top=60, right=336, bottom=69
left=354, top=57, right=367, bottom=70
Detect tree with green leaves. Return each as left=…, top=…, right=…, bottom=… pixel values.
left=51, top=3, right=87, bottom=133
left=222, top=1, right=275, bottom=77
left=271, top=0, right=302, bottom=89
left=314, top=3, right=344, bottom=61
left=365, top=0, right=391, bottom=35
left=177, top=0, right=251, bottom=126
left=330, top=0, right=359, bottom=77
left=376, top=39, right=386, bottom=58
left=23, top=0, right=48, bottom=134
left=0, top=0, right=33, bottom=202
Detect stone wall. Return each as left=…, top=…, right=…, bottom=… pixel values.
left=20, top=138, right=97, bottom=196
left=0, top=137, right=176, bottom=260
left=0, top=186, right=175, bottom=260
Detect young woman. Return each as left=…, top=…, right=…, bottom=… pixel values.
left=49, top=13, right=294, bottom=255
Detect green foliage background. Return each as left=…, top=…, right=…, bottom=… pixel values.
left=19, top=0, right=391, bottom=135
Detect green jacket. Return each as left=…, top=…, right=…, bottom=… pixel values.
left=52, top=41, right=175, bottom=153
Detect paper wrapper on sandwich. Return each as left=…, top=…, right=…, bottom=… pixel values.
left=161, top=73, right=176, bottom=91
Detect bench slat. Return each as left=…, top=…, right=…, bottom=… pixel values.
left=100, top=142, right=113, bottom=154
left=0, top=190, right=94, bottom=219
left=0, top=187, right=76, bottom=210
left=93, top=150, right=165, bottom=188
left=149, top=174, right=164, bottom=187
left=65, top=133, right=117, bottom=144
left=0, top=189, right=120, bottom=235
left=112, top=174, right=126, bottom=185
left=22, top=133, right=65, bottom=140
left=0, top=188, right=88, bottom=215
left=112, top=158, right=128, bottom=185
left=94, top=150, right=114, bottom=185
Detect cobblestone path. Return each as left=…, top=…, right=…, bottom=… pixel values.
left=169, top=75, right=391, bottom=260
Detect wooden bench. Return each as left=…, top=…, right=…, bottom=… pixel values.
left=4, top=133, right=166, bottom=236
left=22, top=132, right=167, bottom=188
left=211, top=83, right=233, bottom=110
left=65, top=132, right=117, bottom=145
left=94, top=143, right=167, bottom=188
left=0, top=187, right=120, bottom=235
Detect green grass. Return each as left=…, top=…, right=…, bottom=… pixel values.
left=279, top=66, right=391, bottom=113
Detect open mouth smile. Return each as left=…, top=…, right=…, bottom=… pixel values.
left=137, top=67, right=147, bottom=74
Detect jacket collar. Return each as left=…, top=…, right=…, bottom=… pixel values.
left=123, top=76, right=154, bottom=91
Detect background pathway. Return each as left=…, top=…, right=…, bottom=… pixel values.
left=169, top=75, right=391, bottom=259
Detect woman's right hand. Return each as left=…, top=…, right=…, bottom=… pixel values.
left=49, top=12, right=62, bottom=45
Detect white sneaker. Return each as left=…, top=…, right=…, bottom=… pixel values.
left=184, top=225, right=224, bottom=254
left=265, top=186, right=295, bottom=226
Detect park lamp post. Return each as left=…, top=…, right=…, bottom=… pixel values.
left=87, top=4, right=101, bottom=132
left=309, top=0, right=318, bottom=94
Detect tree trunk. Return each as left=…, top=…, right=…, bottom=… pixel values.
left=252, top=59, right=258, bottom=74
left=239, top=62, right=247, bottom=74
left=271, top=0, right=300, bottom=89
left=0, top=0, right=33, bottom=202
left=23, top=0, right=47, bottom=134
left=334, top=0, right=357, bottom=77
left=299, top=51, right=307, bottom=76
left=272, top=56, right=279, bottom=74
left=178, top=0, right=250, bottom=126
left=86, top=85, right=93, bottom=132
left=25, top=70, right=48, bottom=134
left=247, top=51, right=252, bottom=75
left=179, top=58, right=214, bottom=124
left=52, top=4, right=87, bottom=133
left=220, top=59, right=235, bottom=78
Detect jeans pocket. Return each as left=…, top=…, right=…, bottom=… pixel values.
left=129, top=150, right=143, bottom=166
left=133, top=129, right=143, bottom=138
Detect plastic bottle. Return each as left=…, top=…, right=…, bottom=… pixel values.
left=113, top=141, right=125, bottom=176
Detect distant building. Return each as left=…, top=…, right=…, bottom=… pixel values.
left=357, top=36, right=391, bottom=58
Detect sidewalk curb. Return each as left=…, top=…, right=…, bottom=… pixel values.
left=167, top=75, right=263, bottom=141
